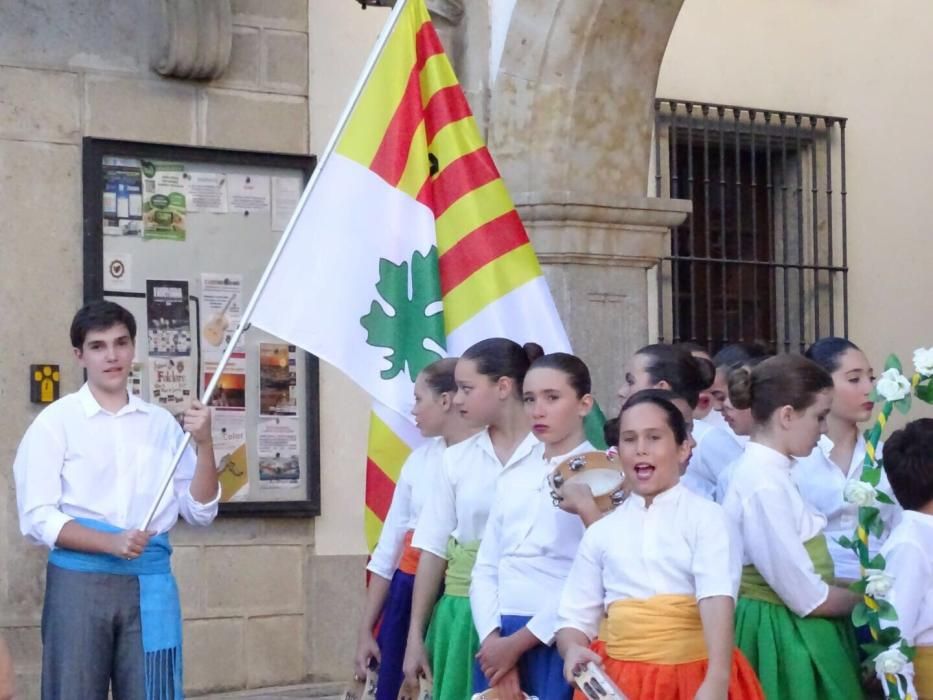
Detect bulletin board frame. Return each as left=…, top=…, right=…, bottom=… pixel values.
left=81, top=137, right=320, bottom=518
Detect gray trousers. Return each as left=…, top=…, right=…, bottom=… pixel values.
left=41, top=563, right=147, bottom=700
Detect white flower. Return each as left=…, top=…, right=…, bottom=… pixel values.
left=865, top=569, right=895, bottom=597
left=875, top=368, right=911, bottom=402
left=915, top=347, right=933, bottom=377
left=874, top=647, right=908, bottom=676
left=845, top=480, right=877, bottom=507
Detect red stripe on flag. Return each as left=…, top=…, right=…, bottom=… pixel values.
left=424, top=85, right=474, bottom=143
left=426, top=148, right=500, bottom=218
left=365, top=458, right=396, bottom=522
left=439, top=210, right=528, bottom=294
left=369, top=23, right=444, bottom=185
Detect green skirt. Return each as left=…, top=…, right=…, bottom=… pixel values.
left=425, top=593, right=479, bottom=700
left=735, top=596, right=863, bottom=700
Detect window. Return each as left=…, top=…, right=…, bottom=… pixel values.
left=653, top=100, right=848, bottom=353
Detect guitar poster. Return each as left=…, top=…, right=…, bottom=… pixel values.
left=200, top=273, right=245, bottom=373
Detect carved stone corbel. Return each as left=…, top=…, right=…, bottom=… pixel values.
left=151, top=0, right=233, bottom=80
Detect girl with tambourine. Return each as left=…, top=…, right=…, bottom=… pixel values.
left=402, top=339, right=544, bottom=700
left=353, top=358, right=476, bottom=700
left=470, top=352, right=599, bottom=700
left=557, top=392, right=764, bottom=700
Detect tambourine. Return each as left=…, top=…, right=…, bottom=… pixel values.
left=397, top=676, right=433, bottom=700
left=341, top=661, right=377, bottom=700
left=573, top=661, right=628, bottom=699
left=471, top=692, right=538, bottom=700
left=548, top=451, right=625, bottom=513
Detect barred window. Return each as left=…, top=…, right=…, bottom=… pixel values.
left=653, top=100, right=848, bottom=354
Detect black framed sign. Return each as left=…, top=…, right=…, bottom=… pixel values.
left=82, top=137, right=320, bottom=517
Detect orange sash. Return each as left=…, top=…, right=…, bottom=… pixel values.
left=398, top=529, right=421, bottom=575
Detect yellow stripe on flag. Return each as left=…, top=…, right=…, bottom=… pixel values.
left=420, top=53, right=458, bottom=105
left=365, top=506, right=386, bottom=553
left=429, top=116, right=485, bottom=174
left=336, top=9, right=420, bottom=168
left=396, top=121, right=430, bottom=200
left=368, top=414, right=411, bottom=482
left=435, top=179, right=514, bottom=254
left=443, top=244, right=543, bottom=333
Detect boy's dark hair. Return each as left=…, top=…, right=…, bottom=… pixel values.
left=70, top=300, right=137, bottom=349
left=883, top=418, right=933, bottom=511
left=620, top=389, right=689, bottom=445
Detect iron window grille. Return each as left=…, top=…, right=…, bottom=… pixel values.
left=653, top=99, right=848, bottom=354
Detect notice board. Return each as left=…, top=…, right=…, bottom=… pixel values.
left=82, top=138, right=319, bottom=516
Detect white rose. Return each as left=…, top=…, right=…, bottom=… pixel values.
left=865, top=569, right=895, bottom=597
left=914, top=347, right=933, bottom=377
left=874, top=647, right=908, bottom=676
left=875, top=368, right=911, bottom=402
left=844, top=480, right=877, bottom=507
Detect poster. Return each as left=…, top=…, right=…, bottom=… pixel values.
left=204, top=370, right=245, bottom=411
left=149, top=357, right=194, bottom=419
left=259, top=343, right=297, bottom=416
left=146, top=280, right=192, bottom=356
left=272, top=176, right=302, bottom=231
left=258, top=416, right=300, bottom=484
left=212, top=409, right=248, bottom=502
left=228, top=173, right=270, bottom=214
left=200, top=274, right=245, bottom=372
left=141, top=160, right=187, bottom=240
left=102, top=157, right=143, bottom=236
left=188, top=172, right=228, bottom=213
left=104, top=251, right=133, bottom=292
left=128, top=362, right=144, bottom=398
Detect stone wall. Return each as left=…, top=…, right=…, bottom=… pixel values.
left=0, top=1, right=313, bottom=696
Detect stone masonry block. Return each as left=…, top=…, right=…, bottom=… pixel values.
left=262, top=30, right=309, bottom=94
left=306, top=554, right=366, bottom=677
left=213, top=26, right=261, bottom=89
left=172, top=517, right=263, bottom=546
left=172, top=545, right=205, bottom=617
left=183, top=617, right=246, bottom=694
left=204, top=545, right=304, bottom=615
left=84, top=75, right=197, bottom=145
left=233, top=0, right=308, bottom=31
left=246, top=615, right=307, bottom=688
left=0, top=67, right=80, bottom=143
left=203, top=89, right=307, bottom=154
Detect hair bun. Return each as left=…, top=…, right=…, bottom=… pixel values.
left=523, top=342, right=544, bottom=364
left=727, top=366, right=754, bottom=409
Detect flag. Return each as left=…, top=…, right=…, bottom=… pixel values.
left=249, top=0, right=582, bottom=550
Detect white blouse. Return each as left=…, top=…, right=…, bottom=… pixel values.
left=470, top=441, right=593, bottom=644
left=879, top=511, right=933, bottom=696
left=367, top=437, right=446, bottom=580
left=722, top=442, right=830, bottom=616
left=412, top=429, right=542, bottom=559
left=683, top=421, right=746, bottom=502
left=793, top=434, right=901, bottom=581
left=556, top=483, right=740, bottom=641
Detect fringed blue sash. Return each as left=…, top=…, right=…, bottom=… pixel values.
left=49, top=517, right=183, bottom=700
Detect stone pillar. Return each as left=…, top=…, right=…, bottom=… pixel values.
left=518, top=194, right=690, bottom=409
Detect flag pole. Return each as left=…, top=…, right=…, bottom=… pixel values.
left=140, top=0, right=413, bottom=531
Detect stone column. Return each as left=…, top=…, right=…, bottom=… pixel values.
left=518, top=194, right=689, bottom=409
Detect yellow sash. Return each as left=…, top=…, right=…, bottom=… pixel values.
left=606, top=594, right=707, bottom=664
left=916, top=645, right=933, bottom=699
left=443, top=538, right=479, bottom=597
left=740, top=534, right=834, bottom=606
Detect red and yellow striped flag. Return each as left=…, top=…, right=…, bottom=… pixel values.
left=249, top=0, right=571, bottom=550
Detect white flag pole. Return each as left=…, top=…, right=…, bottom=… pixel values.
left=141, top=0, right=413, bottom=530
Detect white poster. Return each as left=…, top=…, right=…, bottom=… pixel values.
left=149, top=357, right=194, bottom=420
left=187, top=172, right=228, bottom=213
left=272, top=176, right=302, bottom=231
left=257, top=416, right=300, bottom=485
left=212, top=409, right=249, bottom=502
left=200, top=274, right=245, bottom=373
left=228, top=174, right=270, bottom=214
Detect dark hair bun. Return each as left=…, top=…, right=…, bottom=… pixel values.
left=728, top=366, right=754, bottom=409
left=694, top=355, right=716, bottom=390
left=523, top=342, right=544, bottom=364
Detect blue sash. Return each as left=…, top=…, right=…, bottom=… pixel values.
left=49, top=518, right=183, bottom=700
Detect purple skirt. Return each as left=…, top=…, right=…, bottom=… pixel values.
left=375, top=569, right=415, bottom=700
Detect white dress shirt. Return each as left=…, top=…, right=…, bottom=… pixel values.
left=13, top=384, right=220, bottom=548
left=722, top=442, right=829, bottom=616
left=794, top=435, right=901, bottom=581
left=367, top=437, right=446, bottom=580
left=878, top=510, right=933, bottom=696
left=412, top=429, right=542, bottom=559
left=470, top=441, right=593, bottom=644
left=557, top=483, right=740, bottom=641
left=683, top=421, right=746, bottom=502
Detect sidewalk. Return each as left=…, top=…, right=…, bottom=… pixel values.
left=195, top=682, right=345, bottom=700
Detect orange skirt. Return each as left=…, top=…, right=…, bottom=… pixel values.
left=573, top=645, right=764, bottom=700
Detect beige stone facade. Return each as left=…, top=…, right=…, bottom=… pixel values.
left=4, top=0, right=933, bottom=698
